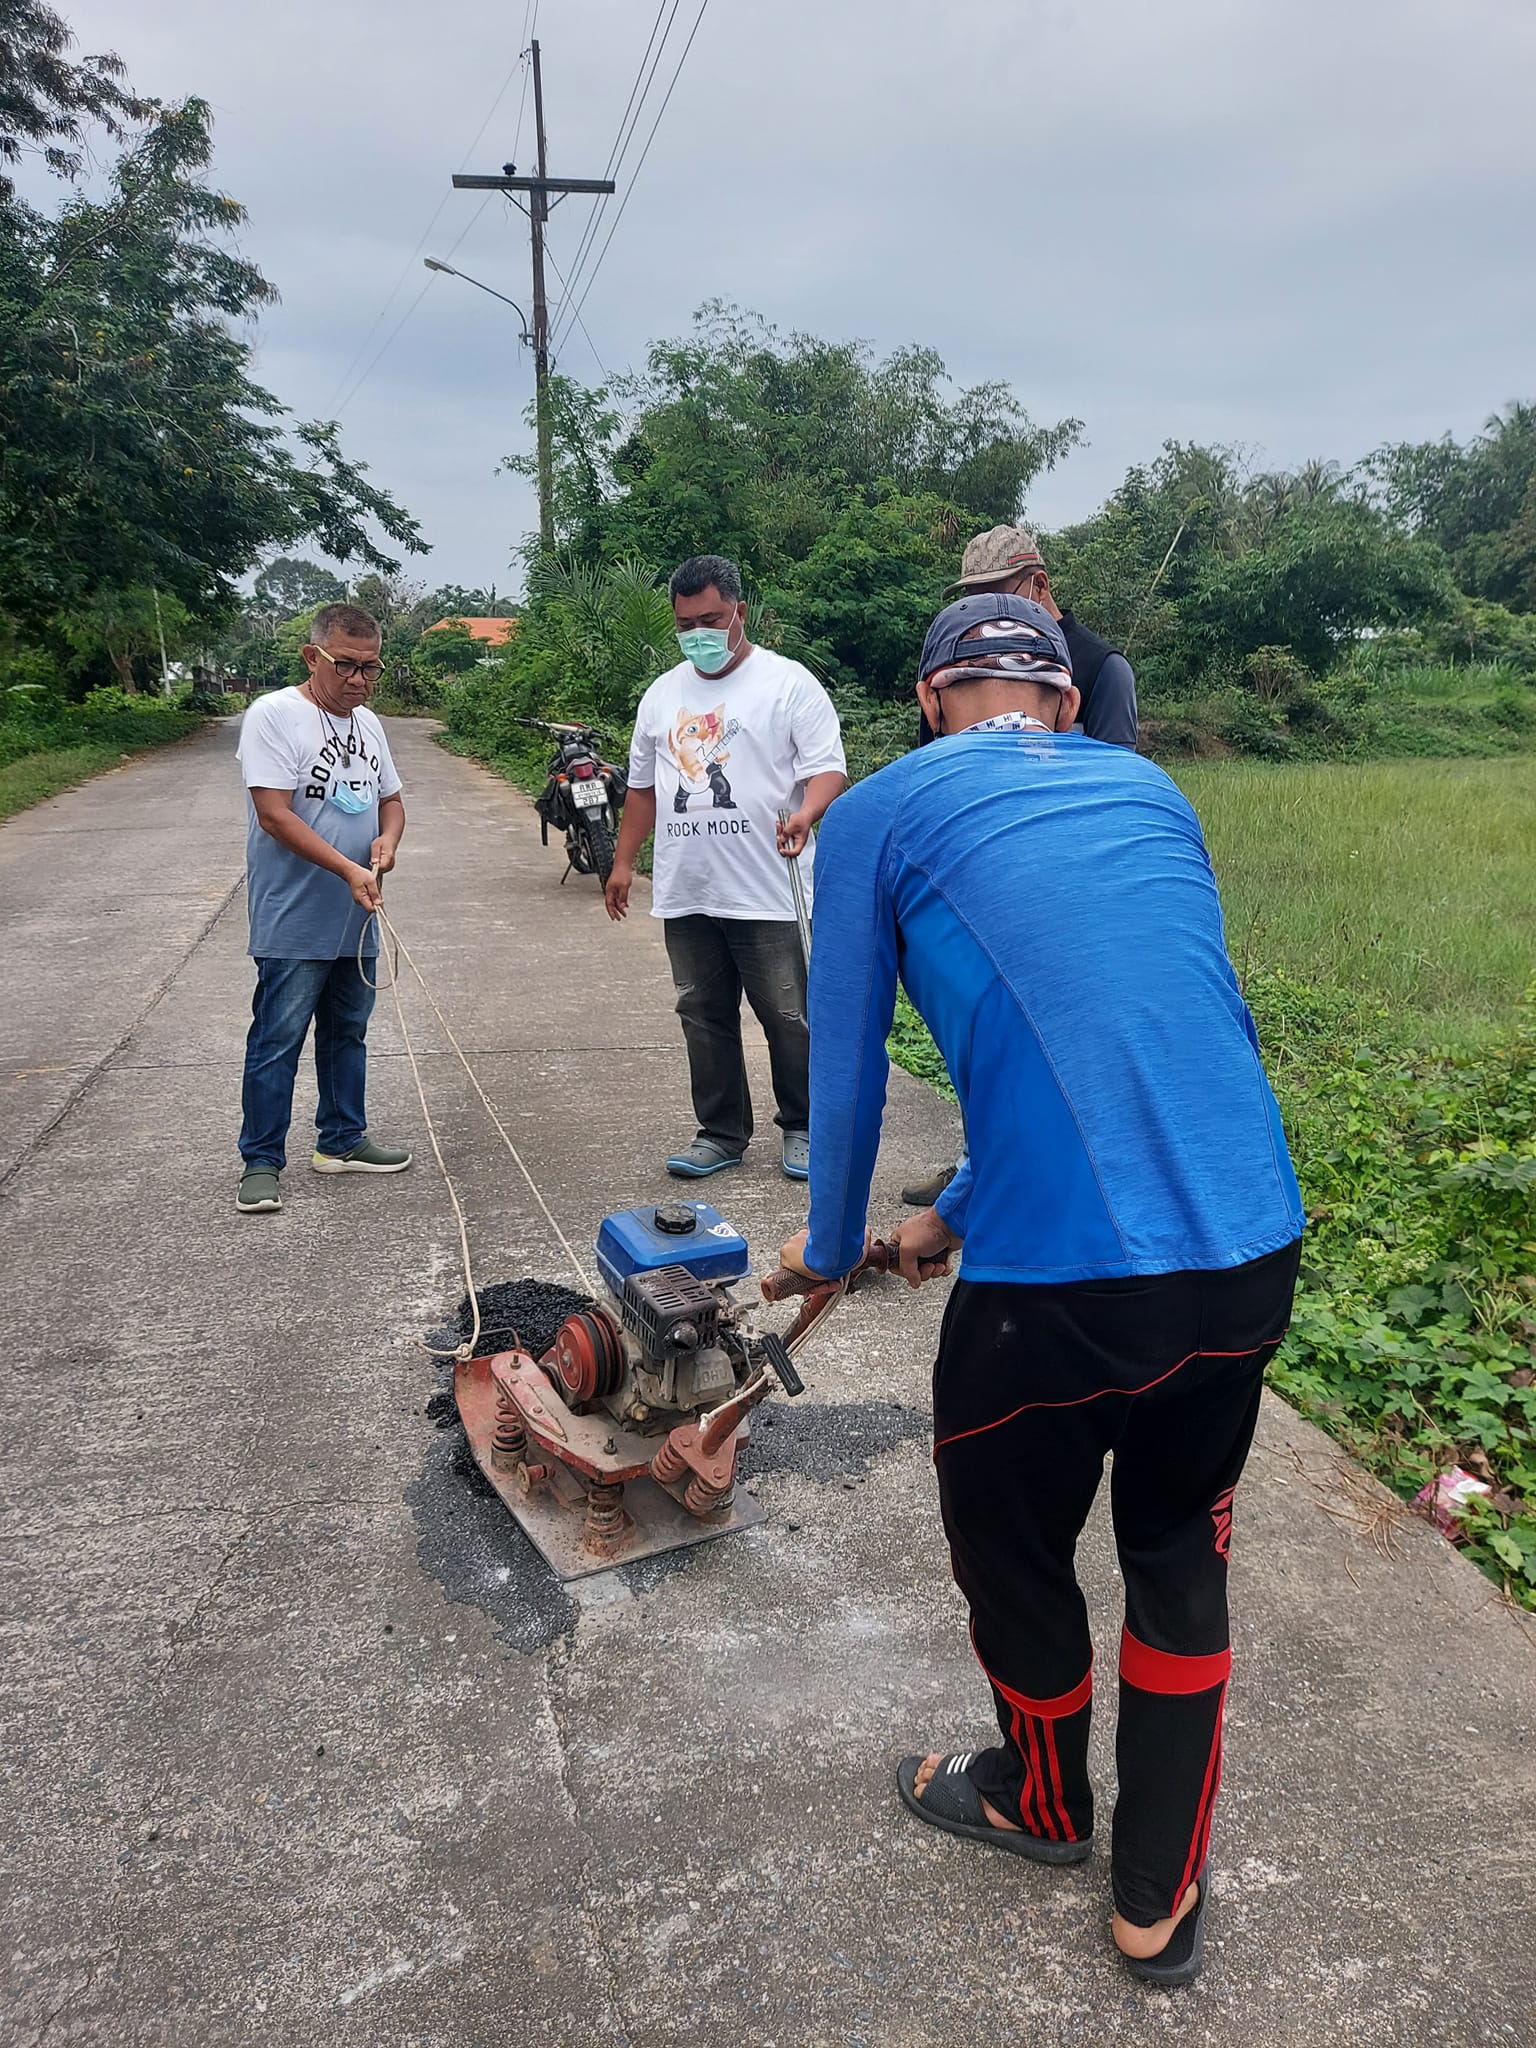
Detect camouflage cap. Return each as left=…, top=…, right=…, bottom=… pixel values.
left=944, top=524, right=1047, bottom=597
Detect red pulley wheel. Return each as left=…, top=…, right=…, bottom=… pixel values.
left=552, top=1309, right=624, bottom=1405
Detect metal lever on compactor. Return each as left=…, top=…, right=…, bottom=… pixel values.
left=759, top=1237, right=901, bottom=1356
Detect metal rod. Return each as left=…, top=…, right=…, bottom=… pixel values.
left=777, top=810, right=813, bottom=974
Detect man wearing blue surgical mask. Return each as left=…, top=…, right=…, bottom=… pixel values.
left=234, top=602, right=412, bottom=1213
left=607, top=554, right=847, bottom=1182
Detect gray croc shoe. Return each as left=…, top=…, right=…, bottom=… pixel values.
left=781, top=1131, right=810, bottom=1181
left=896, top=1753, right=1092, bottom=1866
left=665, top=1138, right=743, bottom=1179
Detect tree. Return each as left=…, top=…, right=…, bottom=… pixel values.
left=525, top=554, right=679, bottom=721
left=0, top=91, right=425, bottom=649
left=514, top=303, right=1081, bottom=582
left=250, top=557, right=345, bottom=629
left=766, top=489, right=962, bottom=696
left=53, top=582, right=193, bottom=690
left=1368, top=404, right=1536, bottom=611
left=0, top=0, right=152, bottom=197
left=415, top=624, right=482, bottom=677
left=349, top=572, right=423, bottom=630
left=414, top=585, right=516, bottom=623
left=1182, top=498, right=1452, bottom=672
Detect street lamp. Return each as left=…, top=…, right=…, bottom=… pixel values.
left=423, top=257, right=532, bottom=344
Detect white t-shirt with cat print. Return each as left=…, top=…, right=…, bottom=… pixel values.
left=627, top=647, right=846, bottom=920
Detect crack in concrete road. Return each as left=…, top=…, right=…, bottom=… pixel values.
left=22, top=1937, right=124, bottom=2048
left=0, top=1496, right=404, bottom=1541
left=541, top=1632, right=638, bottom=2048
left=0, top=871, right=246, bottom=1200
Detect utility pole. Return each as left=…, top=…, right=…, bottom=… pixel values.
left=151, top=583, right=172, bottom=696
left=453, top=39, right=614, bottom=555
left=528, top=40, right=553, bottom=555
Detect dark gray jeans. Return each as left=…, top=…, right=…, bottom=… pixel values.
left=663, top=915, right=810, bottom=1154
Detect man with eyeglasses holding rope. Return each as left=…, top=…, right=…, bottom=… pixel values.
left=234, top=603, right=412, bottom=1213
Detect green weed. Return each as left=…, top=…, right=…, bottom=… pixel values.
left=0, top=734, right=192, bottom=821
left=1175, top=756, right=1536, bottom=1042
left=1253, top=972, right=1536, bottom=1607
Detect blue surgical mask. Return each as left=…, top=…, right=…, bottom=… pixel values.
left=677, top=625, right=736, bottom=676
left=328, top=778, right=373, bottom=816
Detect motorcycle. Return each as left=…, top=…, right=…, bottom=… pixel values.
left=523, top=719, right=628, bottom=887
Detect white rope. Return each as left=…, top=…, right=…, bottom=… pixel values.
left=357, top=884, right=596, bottom=1361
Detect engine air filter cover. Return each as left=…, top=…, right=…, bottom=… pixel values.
left=621, top=1264, right=721, bottom=1358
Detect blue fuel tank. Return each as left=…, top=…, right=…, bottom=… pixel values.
left=594, top=1201, right=751, bottom=1296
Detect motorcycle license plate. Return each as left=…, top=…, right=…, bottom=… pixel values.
left=571, top=780, right=607, bottom=811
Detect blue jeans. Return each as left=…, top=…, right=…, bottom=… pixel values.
left=239, top=957, right=376, bottom=1170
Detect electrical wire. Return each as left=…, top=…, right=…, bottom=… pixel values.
left=333, top=195, right=491, bottom=417
left=323, top=39, right=533, bottom=417
left=508, top=0, right=540, bottom=169
left=539, top=220, right=609, bottom=378
left=553, top=0, right=677, bottom=323
left=551, top=0, right=712, bottom=361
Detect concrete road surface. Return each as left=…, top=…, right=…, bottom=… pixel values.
left=2, top=719, right=1532, bottom=2047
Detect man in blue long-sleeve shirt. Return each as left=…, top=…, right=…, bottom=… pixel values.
left=905, top=523, right=1138, bottom=1209
left=778, top=593, right=1302, bottom=1985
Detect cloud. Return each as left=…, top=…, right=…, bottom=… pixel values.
left=48, top=0, right=1536, bottom=586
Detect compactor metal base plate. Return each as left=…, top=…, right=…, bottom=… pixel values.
left=454, top=1352, right=765, bottom=1582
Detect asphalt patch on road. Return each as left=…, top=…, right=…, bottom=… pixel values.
left=454, top=1277, right=593, bottom=1358
left=744, top=1399, right=929, bottom=1481
left=408, top=1378, right=576, bottom=1653
left=409, top=1279, right=703, bottom=1651
left=408, top=1280, right=931, bottom=1650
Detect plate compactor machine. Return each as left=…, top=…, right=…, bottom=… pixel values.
left=454, top=1199, right=894, bottom=1578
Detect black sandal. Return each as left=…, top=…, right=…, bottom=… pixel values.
left=1119, top=1869, right=1210, bottom=1986
left=896, top=1753, right=1093, bottom=1866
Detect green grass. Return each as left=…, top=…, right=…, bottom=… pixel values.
left=1174, top=756, right=1536, bottom=1043
left=0, top=742, right=157, bottom=821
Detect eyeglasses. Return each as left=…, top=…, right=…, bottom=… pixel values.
left=312, top=645, right=384, bottom=684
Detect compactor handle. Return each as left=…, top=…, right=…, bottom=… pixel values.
left=759, top=1237, right=898, bottom=1304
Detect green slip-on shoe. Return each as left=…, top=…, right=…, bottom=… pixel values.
left=237, top=1168, right=282, bottom=1213
left=311, top=1137, right=413, bottom=1175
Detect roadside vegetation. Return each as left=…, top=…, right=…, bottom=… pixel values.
left=0, top=687, right=204, bottom=821
left=1249, top=962, right=1536, bottom=1610
left=0, top=3, right=421, bottom=815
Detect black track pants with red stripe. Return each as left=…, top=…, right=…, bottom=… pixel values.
left=931, top=1238, right=1300, bottom=1927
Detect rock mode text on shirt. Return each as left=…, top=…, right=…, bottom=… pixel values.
left=626, top=647, right=846, bottom=921
left=802, top=731, right=1304, bottom=1285
left=237, top=686, right=402, bottom=959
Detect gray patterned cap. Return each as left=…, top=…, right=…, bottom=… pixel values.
left=944, top=524, right=1047, bottom=597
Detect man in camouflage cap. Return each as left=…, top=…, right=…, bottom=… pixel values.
left=917, top=524, right=1138, bottom=751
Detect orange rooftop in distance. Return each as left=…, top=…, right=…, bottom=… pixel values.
left=424, top=616, right=519, bottom=644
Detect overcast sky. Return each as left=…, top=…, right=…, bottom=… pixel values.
left=46, top=0, right=1536, bottom=594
